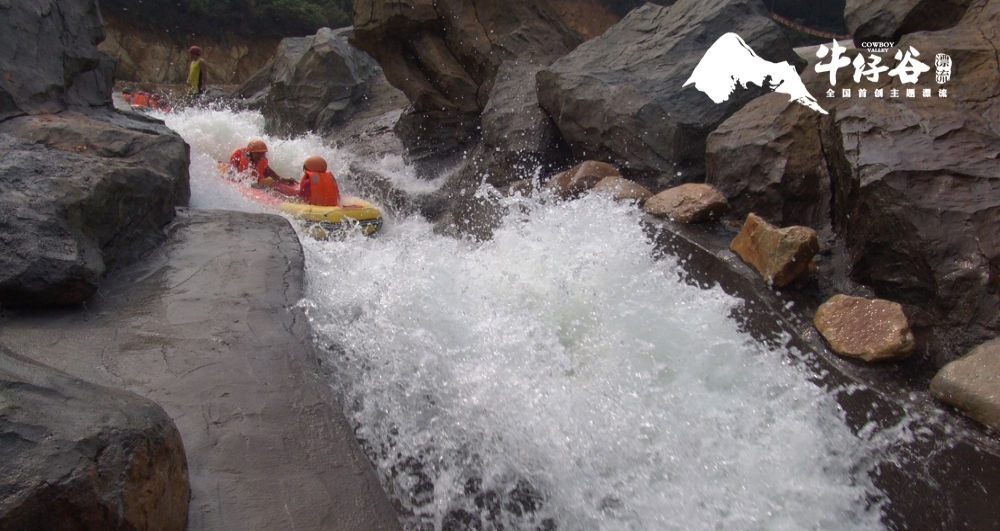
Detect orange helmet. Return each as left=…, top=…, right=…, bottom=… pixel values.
left=303, top=155, right=327, bottom=172
left=189, top=45, right=202, bottom=56
left=246, top=139, right=268, bottom=153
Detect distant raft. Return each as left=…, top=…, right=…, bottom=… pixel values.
left=279, top=198, right=383, bottom=238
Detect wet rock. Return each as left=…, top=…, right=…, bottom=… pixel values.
left=233, top=27, right=381, bottom=137
left=845, top=0, right=971, bottom=42
left=0, top=111, right=190, bottom=307
left=536, top=0, right=801, bottom=182
left=813, top=294, right=915, bottom=362
left=592, top=176, right=653, bottom=204
left=705, top=92, right=832, bottom=229
left=730, top=213, right=818, bottom=288
left=820, top=1, right=1000, bottom=360
left=0, top=346, right=189, bottom=531
left=643, top=183, right=729, bottom=223
left=546, top=160, right=622, bottom=199
left=930, top=338, right=1000, bottom=432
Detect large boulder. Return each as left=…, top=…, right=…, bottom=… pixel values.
left=705, top=92, right=832, bottom=229
left=0, top=111, right=190, bottom=307
left=233, top=27, right=381, bottom=137
left=0, top=0, right=112, bottom=120
left=820, top=0, right=1000, bottom=360
left=536, top=0, right=802, bottom=185
left=0, top=346, right=189, bottom=531
left=0, top=0, right=190, bottom=308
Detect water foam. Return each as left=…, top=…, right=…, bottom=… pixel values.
left=167, top=107, right=888, bottom=531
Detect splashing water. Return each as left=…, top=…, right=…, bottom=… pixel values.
left=163, top=107, right=890, bottom=531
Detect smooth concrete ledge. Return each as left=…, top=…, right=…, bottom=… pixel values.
left=0, top=209, right=402, bottom=531
left=644, top=215, right=1000, bottom=530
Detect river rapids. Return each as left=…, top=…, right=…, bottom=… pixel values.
left=162, top=106, right=917, bottom=531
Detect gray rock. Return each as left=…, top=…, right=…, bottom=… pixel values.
left=0, top=111, right=190, bottom=307
left=0, top=346, right=189, bottom=531
left=0, top=210, right=403, bottom=531
left=536, top=0, right=801, bottom=183
left=0, top=0, right=112, bottom=119
left=233, top=27, right=381, bottom=136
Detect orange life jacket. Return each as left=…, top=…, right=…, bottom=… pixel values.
left=299, top=170, right=339, bottom=206
left=131, top=91, right=151, bottom=107
left=229, top=148, right=270, bottom=182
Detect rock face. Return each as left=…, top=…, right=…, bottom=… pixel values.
left=536, top=0, right=802, bottom=184
left=547, top=160, right=622, bottom=198
left=813, top=294, right=916, bottom=362
left=0, top=346, right=189, bottom=531
left=845, top=0, right=972, bottom=42
left=99, top=17, right=279, bottom=85
left=350, top=0, right=601, bottom=156
left=233, top=27, right=382, bottom=136
left=820, top=1, right=1000, bottom=359
left=931, top=338, right=1000, bottom=432
left=643, top=183, right=730, bottom=223
left=0, top=0, right=111, bottom=120
left=730, top=213, right=819, bottom=287
left=0, top=0, right=190, bottom=308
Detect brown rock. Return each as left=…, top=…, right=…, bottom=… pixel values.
left=705, top=92, right=831, bottom=229
left=930, top=338, right=1000, bottom=432
left=813, top=294, right=915, bottom=362
left=644, top=183, right=729, bottom=223
left=730, top=213, right=818, bottom=287
left=592, top=176, right=653, bottom=204
left=547, top=160, right=621, bottom=198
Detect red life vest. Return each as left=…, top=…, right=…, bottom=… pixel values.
left=299, top=170, right=339, bottom=206
left=229, top=148, right=270, bottom=182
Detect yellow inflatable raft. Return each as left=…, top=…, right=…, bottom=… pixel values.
left=278, top=197, right=383, bottom=238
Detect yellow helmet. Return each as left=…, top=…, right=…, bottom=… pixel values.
left=303, top=155, right=328, bottom=172
left=246, top=139, right=268, bottom=153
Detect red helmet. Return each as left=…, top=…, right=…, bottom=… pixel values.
left=303, top=155, right=327, bottom=172
left=188, top=45, right=202, bottom=56
left=246, top=139, right=268, bottom=153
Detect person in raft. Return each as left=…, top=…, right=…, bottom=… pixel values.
left=229, top=139, right=291, bottom=187
left=298, top=155, right=340, bottom=206
left=186, top=45, right=204, bottom=96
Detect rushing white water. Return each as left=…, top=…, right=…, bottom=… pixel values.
left=162, top=107, right=890, bottom=531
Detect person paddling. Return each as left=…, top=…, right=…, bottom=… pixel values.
left=229, top=139, right=291, bottom=187
left=297, top=156, right=340, bottom=206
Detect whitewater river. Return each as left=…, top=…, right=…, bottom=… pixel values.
left=162, top=106, right=906, bottom=531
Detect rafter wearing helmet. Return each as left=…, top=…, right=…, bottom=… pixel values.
left=229, top=139, right=290, bottom=187
left=298, top=155, right=341, bottom=206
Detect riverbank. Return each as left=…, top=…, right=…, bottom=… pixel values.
left=0, top=209, right=402, bottom=531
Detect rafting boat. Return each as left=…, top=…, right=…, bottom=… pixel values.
left=218, top=165, right=383, bottom=237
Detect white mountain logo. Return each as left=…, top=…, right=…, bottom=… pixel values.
left=684, top=32, right=827, bottom=114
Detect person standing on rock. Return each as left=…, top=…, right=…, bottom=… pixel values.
left=229, top=139, right=291, bottom=188
left=186, top=45, right=204, bottom=97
